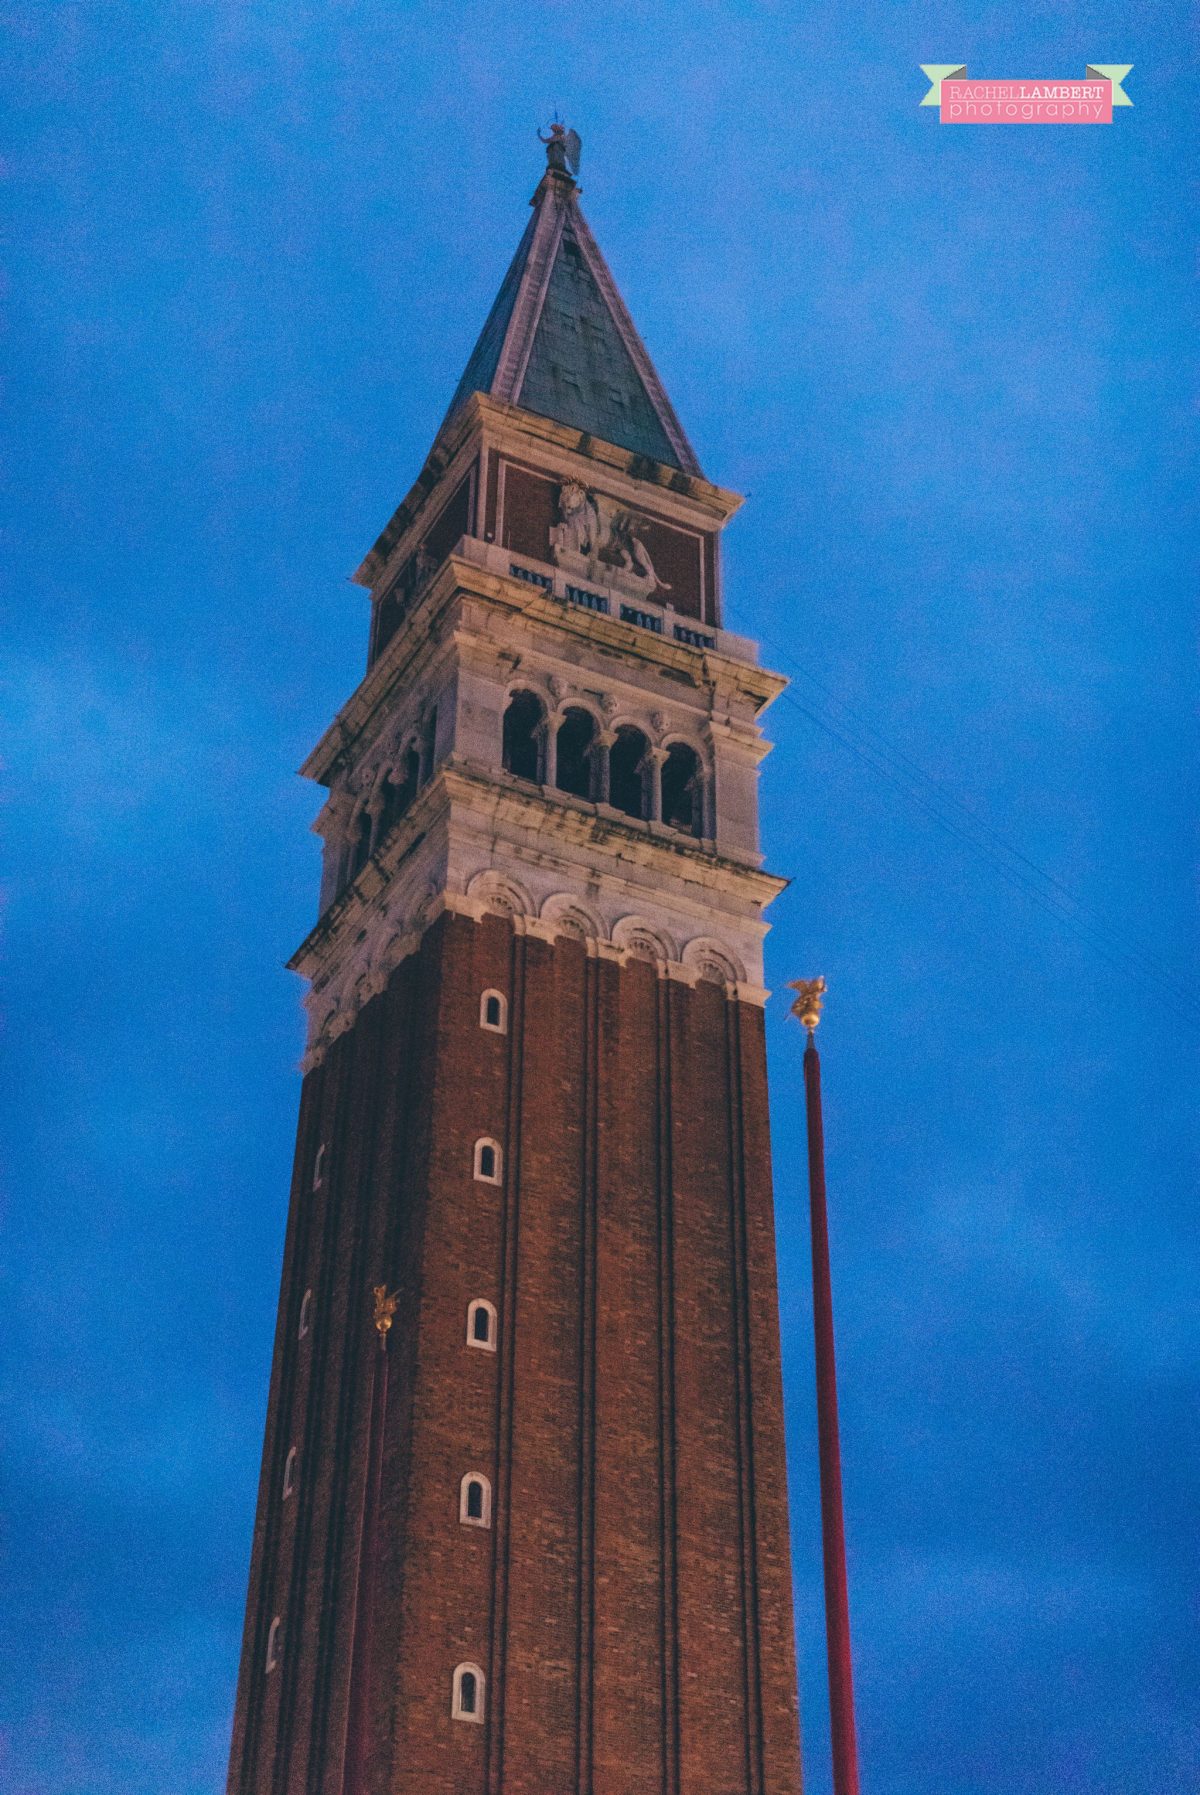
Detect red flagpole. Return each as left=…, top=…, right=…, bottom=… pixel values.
left=343, top=1286, right=397, bottom=1795
left=792, top=980, right=861, bottom=1795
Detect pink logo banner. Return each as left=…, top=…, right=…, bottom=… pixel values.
left=944, top=80, right=1111, bottom=123
left=919, top=65, right=1133, bottom=123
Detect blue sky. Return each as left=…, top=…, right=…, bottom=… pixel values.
left=2, top=5, right=1196, bottom=1793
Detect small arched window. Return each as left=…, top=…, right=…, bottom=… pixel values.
left=266, top=1616, right=281, bottom=1674
left=459, top=1472, right=492, bottom=1528
left=473, top=1137, right=502, bottom=1185
left=312, top=1143, right=326, bottom=1190
left=610, top=725, right=649, bottom=820
left=555, top=707, right=596, bottom=800
left=467, top=1299, right=497, bottom=1352
left=662, top=742, right=702, bottom=837
left=479, top=990, right=507, bottom=1034
left=298, top=1288, right=313, bottom=1340
left=283, top=1446, right=297, bottom=1499
left=452, top=1662, right=485, bottom=1722
left=502, top=690, right=545, bottom=784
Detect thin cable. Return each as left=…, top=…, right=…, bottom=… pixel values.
left=779, top=682, right=1200, bottom=1025
left=757, top=628, right=1194, bottom=985
left=760, top=661, right=1200, bottom=1031
left=774, top=642, right=1194, bottom=992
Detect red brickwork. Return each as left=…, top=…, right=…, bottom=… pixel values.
left=424, top=471, right=475, bottom=566
left=500, top=462, right=559, bottom=564
left=634, top=516, right=704, bottom=620
left=228, top=911, right=802, bottom=1794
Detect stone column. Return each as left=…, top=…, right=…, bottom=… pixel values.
left=367, top=787, right=387, bottom=854
left=539, top=714, right=561, bottom=789
left=645, top=746, right=668, bottom=823
left=697, top=770, right=715, bottom=841
left=316, top=790, right=355, bottom=912
left=592, top=729, right=615, bottom=805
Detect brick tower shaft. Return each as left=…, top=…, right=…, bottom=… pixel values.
left=227, top=131, right=803, bottom=1795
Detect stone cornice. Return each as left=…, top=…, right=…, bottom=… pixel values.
left=471, top=397, right=740, bottom=527
left=300, top=554, right=786, bottom=789
left=353, top=392, right=743, bottom=591
left=297, top=887, right=775, bottom=1073
left=351, top=400, right=483, bottom=592
left=288, top=776, right=447, bottom=978
left=297, top=560, right=464, bottom=786
left=289, top=759, right=786, bottom=1068
left=442, top=761, right=788, bottom=904
left=290, top=760, right=787, bottom=985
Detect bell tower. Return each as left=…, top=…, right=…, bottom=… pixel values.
left=227, top=128, right=803, bottom=1795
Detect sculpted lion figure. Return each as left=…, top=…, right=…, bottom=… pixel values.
left=551, top=481, right=600, bottom=559
left=601, top=509, right=670, bottom=592
left=549, top=483, right=671, bottom=597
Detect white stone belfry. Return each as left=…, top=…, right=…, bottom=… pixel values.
left=288, top=155, right=787, bottom=1068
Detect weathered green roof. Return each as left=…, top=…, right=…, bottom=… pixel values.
left=443, top=210, right=536, bottom=424
left=442, top=170, right=701, bottom=476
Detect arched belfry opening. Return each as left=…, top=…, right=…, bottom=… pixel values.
left=609, top=725, right=648, bottom=820
left=555, top=707, right=596, bottom=799
left=503, top=690, right=544, bottom=784
left=662, top=742, right=702, bottom=836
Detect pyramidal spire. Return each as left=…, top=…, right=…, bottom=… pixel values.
left=442, top=126, right=702, bottom=476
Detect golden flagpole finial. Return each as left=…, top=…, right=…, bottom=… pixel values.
left=788, top=976, right=827, bottom=1032
left=372, top=1284, right=400, bottom=1338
